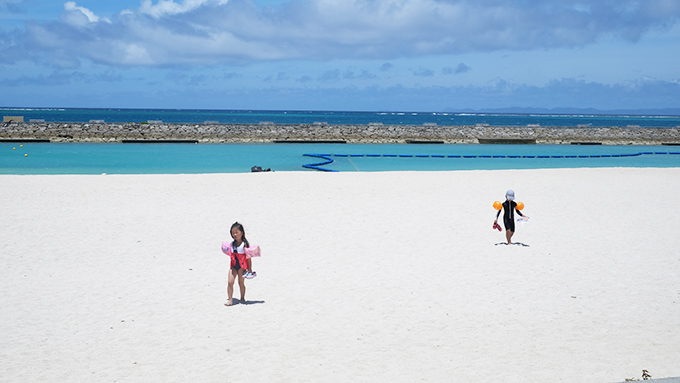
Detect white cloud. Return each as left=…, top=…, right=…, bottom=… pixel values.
left=62, top=1, right=110, bottom=26
left=7, top=0, right=680, bottom=66
left=64, top=2, right=98, bottom=22
left=121, top=43, right=155, bottom=65
left=139, top=0, right=229, bottom=18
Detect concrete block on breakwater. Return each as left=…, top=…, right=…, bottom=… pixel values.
left=1, top=121, right=679, bottom=145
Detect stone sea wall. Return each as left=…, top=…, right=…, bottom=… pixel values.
left=1, top=121, right=680, bottom=145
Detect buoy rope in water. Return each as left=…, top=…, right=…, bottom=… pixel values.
left=302, top=151, right=680, bottom=172
left=302, top=154, right=338, bottom=172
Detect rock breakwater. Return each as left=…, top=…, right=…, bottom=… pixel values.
left=1, top=121, right=679, bottom=145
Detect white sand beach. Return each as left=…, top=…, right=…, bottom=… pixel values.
left=1, top=168, right=679, bottom=383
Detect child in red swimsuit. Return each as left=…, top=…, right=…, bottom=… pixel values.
left=222, top=222, right=256, bottom=306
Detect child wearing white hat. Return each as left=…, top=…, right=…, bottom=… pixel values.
left=494, top=190, right=527, bottom=245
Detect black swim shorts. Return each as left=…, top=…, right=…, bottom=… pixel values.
left=503, top=217, right=515, bottom=232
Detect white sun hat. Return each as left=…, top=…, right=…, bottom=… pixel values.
left=506, top=190, right=515, bottom=201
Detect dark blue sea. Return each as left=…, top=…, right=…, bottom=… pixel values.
left=3, top=107, right=680, bottom=127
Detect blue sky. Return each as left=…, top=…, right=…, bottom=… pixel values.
left=1, top=0, right=679, bottom=112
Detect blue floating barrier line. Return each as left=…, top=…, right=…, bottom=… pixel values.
left=302, top=154, right=338, bottom=172
left=302, top=151, right=677, bottom=171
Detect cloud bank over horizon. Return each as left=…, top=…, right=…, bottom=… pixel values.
left=1, top=0, right=679, bottom=111
left=3, top=0, right=680, bottom=66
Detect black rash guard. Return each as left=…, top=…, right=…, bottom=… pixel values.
left=496, top=200, right=524, bottom=231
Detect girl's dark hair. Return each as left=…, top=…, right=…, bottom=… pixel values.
left=230, top=221, right=250, bottom=248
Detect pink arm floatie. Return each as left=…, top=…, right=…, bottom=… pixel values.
left=245, top=246, right=261, bottom=257
left=221, top=241, right=231, bottom=255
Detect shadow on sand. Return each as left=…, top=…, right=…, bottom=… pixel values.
left=237, top=299, right=265, bottom=306
left=495, top=242, right=530, bottom=247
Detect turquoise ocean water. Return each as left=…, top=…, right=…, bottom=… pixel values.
left=2, top=142, right=679, bottom=174
left=2, top=108, right=679, bottom=173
